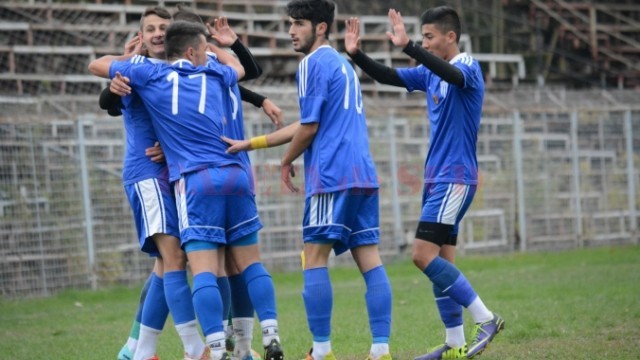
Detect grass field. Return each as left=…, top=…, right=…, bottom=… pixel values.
left=1, top=245, right=639, bottom=359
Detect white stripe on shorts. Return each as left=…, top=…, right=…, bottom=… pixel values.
left=309, top=193, right=334, bottom=226
left=134, top=178, right=166, bottom=237
left=174, top=178, right=189, bottom=232
left=437, top=183, right=469, bottom=225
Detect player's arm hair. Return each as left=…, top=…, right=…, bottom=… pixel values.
left=238, top=85, right=267, bottom=108
left=347, top=50, right=405, bottom=87
left=230, top=39, right=262, bottom=81
left=99, top=86, right=122, bottom=117
left=402, top=41, right=464, bottom=87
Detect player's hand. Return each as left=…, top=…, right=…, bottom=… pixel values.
left=221, top=136, right=252, bottom=153
left=110, top=72, right=131, bottom=96
left=386, top=8, right=411, bottom=48
left=145, top=142, right=166, bottom=163
left=124, top=32, right=145, bottom=56
left=207, top=17, right=238, bottom=47
left=281, top=162, right=299, bottom=193
left=344, top=17, right=362, bottom=55
left=262, top=99, right=283, bottom=129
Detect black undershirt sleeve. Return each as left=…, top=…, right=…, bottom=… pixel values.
left=402, top=41, right=465, bottom=88
left=347, top=50, right=405, bottom=87
left=230, top=38, right=262, bottom=81
left=98, top=86, right=122, bottom=117
left=238, top=85, right=266, bottom=108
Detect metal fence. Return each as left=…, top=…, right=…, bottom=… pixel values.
left=1, top=89, right=639, bottom=298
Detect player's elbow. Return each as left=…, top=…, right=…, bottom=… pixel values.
left=87, top=58, right=109, bottom=78
left=235, top=66, right=246, bottom=81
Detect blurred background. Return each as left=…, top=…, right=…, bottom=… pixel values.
left=0, top=0, right=638, bottom=299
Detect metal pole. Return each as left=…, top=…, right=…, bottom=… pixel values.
left=624, top=109, right=638, bottom=244
left=28, top=123, right=48, bottom=296
left=77, top=119, right=96, bottom=290
left=570, top=111, right=583, bottom=247
left=513, top=111, right=527, bottom=251
left=387, top=110, right=403, bottom=253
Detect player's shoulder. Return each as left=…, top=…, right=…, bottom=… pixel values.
left=302, top=45, right=345, bottom=72
left=451, top=52, right=478, bottom=68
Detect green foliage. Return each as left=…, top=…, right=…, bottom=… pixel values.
left=1, top=246, right=639, bottom=359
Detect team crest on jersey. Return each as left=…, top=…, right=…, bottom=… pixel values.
left=433, top=81, right=449, bottom=105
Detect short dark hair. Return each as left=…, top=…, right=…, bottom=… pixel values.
left=286, top=0, right=335, bottom=39
left=139, top=6, right=172, bottom=29
left=420, top=6, right=461, bottom=43
left=172, top=3, right=205, bottom=25
left=164, top=20, right=208, bottom=60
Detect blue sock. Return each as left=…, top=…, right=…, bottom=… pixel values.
left=433, top=284, right=463, bottom=328
left=140, top=273, right=169, bottom=330
left=164, top=270, right=196, bottom=325
left=302, top=267, right=332, bottom=342
left=192, top=272, right=223, bottom=336
left=218, top=276, right=231, bottom=322
left=242, top=263, right=277, bottom=321
left=135, top=273, right=153, bottom=323
left=444, top=274, right=477, bottom=308
left=423, top=257, right=477, bottom=307
left=363, top=265, right=392, bottom=344
left=229, top=274, right=254, bottom=318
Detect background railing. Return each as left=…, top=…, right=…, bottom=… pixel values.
left=1, top=91, right=638, bottom=298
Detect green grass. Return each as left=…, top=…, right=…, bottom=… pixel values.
left=1, top=246, right=639, bottom=359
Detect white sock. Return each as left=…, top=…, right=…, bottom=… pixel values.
left=132, top=325, right=161, bottom=360
left=369, top=343, right=389, bottom=359
left=175, top=320, right=206, bottom=358
left=232, top=317, right=254, bottom=357
left=311, top=340, right=331, bottom=359
left=467, top=297, right=493, bottom=324
left=445, top=325, right=466, bottom=347
left=206, top=331, right=226, bottom=360
left=125, top=337, right=138, bottom=353
left=260, top=319, right=280, bottom=347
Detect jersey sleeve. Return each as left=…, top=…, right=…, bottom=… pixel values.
left=297, top=57, right=327, bottom=125
left=109, top=56, right=153, bottom=88
left=454, top=58, right=483, bottom=90
left=396, top=65, right=429, bottom=92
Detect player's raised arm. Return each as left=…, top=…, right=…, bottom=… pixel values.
left=88, top=54, right=136, bottom=79
left=345, top=17, right=405, bottom=87
left=208, top=16, right=262, bottom=80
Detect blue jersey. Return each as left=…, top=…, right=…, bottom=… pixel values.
left=118, top=56, right=167, bottom=185
left=396, top=52, right=484, bottom=185
left=206, top=54, right=255, bottom=195
left=296, top=45, right=378, bottom=197
left=110, top=57, right=243, bottom=182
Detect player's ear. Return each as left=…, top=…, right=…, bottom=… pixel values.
left=316, top=22, right=328, bottom=38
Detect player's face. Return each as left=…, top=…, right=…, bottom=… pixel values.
left=421, top=23, right=456, bottom=61
left=141, top=14, right=171, bottom=59
left=288, top=17, right=316, bottom=55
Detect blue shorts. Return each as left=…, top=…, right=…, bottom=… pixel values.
left=174, top=165, right=263, bottom=248
left=302, top=188, right=379, bottom=255
left=420, top=182, right=477, bottom=235
left=124, top=177, right=180, bottom=257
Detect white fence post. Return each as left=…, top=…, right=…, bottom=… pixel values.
left=513, top=110, right=527, bottom=251
left=77, top=118, right=97, bottom=290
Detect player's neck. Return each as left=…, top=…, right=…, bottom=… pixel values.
left=306, top=38, right=329, bottom=55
